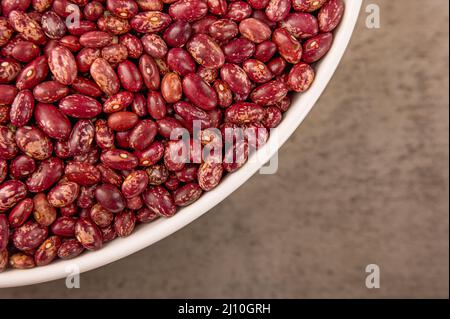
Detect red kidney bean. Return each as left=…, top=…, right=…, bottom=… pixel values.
left=59, top=35, right=83, bottom=52
left=134, top=140, right=165, bottom=166
left=164, top=173, right=180, bottom=191
left=173, top=101, right=212, bottom=129
left=169, top=0, right=207, bottom=22
left=9, top=252, right=36, bottom=269
left=15, top=55, right=49, bottom=90
left=161, top=72, right=182, bottom=103
left=208, top=19, right=238, bottom=42
left=117, top=60, right=143, bottom=92
left=35, top=103, right=71, bottom=140
left=8, top=10, right=46, bottom=45
left=75, top=218, right=103, bottom=250
left=187, top=34, right=225, bottom=69
left=163, top=20, right=191, bottom=47
left=126, top=195, right=144, bottom=210
left=224, top=102, right=265, bottom=124
left=107, top=112, right=139, bottom=132
left=79, top=31, right=112, bottom=48
left=26, top=157, right=64, bottom=193
left=59, top=94, right=102, bottom=119
left=136, top=207, right=158, bottom=223
left=182, top=73, right=218, bottom=111
left=10, top=155, right=36, bottom=180
left=262, top=106, right=283, bottom=128
left=48, top=46, right=77, bottom=85
left=154, top=57, right=170, bottom=75
left=243, top=59, right=273, bottom=83
left=121, top=170, right=148, bottom=198
left=114, top=131, right=131, bottom=149
left=68, top=119, right=95, bottom=156
left=128, top=119, right=158, bottom=150
left=33, top=81, right=69, bottom=103
left=280, top=12, right=319, bottom=39
left=267, top=56, right=287, bottom=76
left=77, top=185, right=96, bottom=209
left=89, top=203, right=114, bottom=228
left=292, top=0, right=327, bottom=12
left=239, top=18, right=271, bottom=43
left=10, top=90, right=35, bottom=127
left=0, top=17, right=13, bottom=47
left=57, top=239, right=84, bottom=259
left=65, top=161, right=101, bottom=186
left=0, top=125, right=18, bottom=160
left=157, top=117, right=184, bottom=139
left=34, top=236, right=61, bottom=266
left=8, top=198, right=33, bottom=228
left=0, top=214, right=9, bottom=251
left=0, top=84, right=17, bottom=105
left=101, top=43, right=129, bottom=64
left=222, top=38, right=255, bottom=64
left=302, top=32, right=333, bottom=63
left=0, top=58, right=21, bottom=83
left=206, top=0, right=227, bottom=16
left=131, top=94, right=148, bottom=117
left=287, top=62, right=315, bottom=92
left=173, top=183, right=202, bottom=206
left=198, top=161, right=223, bottom=191
left=47, top=181, right=80, bottom=208
left=101, top=149, right=139, bottom=170
left=220, top=63, right=252, bottom=96
left=114, top=210, right=135, bottom=237
left=147, top=91, right=166, bottom=120
left=197, top=66, right=218, bottom=84
left=84, top=1, right=105, bottom=21
left=103, top=91, right=134, bottom=113
left=213, top=80, right=233, bottom=108
left=146, top=163, right=169, bottom=185
left=51, top=216, right=76, bottom=237
left=142, top=33, right=167, bottom=59
left=174, top=164, right=197, bottom=183
left=164, top=140, right=187, bottom=171
left=0, top=160, right=6, bottom=183
left=272, top=27, right=303, bottom=64
left=139, top=54, right=160, bottom=90
left=142, top=185, right=176, bottom=217
left=107, top=0, right=139, bottom=19
left=119, top=33, right=143, bottom=59
left=90, top=58, right=120, bottom=96
left=166, top=48, right=196, bottom=77
left=0, top=249, right=7, bottom=271
left=137, top=0, right=163, bottom=11
left=100, top=224, right=116, bottom=242
left=250, top=80, right=288, bottom=106
left=12, top=220, right=48, bottom=251
left=41, top=11, right=66, bottom=39
left=226, top=1, right=252, bottom=21
left=95, top=119, right=115, bottom=150
left=10, top=41, right=40, bottom=63
left=33, top=192, right=57, bottom=226
left=15, top=126, right=53, bottom=160
left=130, top=11, right=172, bottom=33
left=94, top=183, right=125, bottom=213
left=98, top=14, right=131, bottom=35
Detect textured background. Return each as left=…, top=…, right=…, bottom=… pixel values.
left=1, top=0, right=448, bottom=298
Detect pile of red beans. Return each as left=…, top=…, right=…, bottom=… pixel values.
left=0, top=0, right=344, bottom=270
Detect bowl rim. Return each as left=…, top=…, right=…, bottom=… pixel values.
left=0, top=0, right=363, bottom=288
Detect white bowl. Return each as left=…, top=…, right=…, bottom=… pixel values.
left=0, top=0, right=362, bottom=288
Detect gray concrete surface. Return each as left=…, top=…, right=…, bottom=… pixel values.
left=1, top=0, right=448, bottom=298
